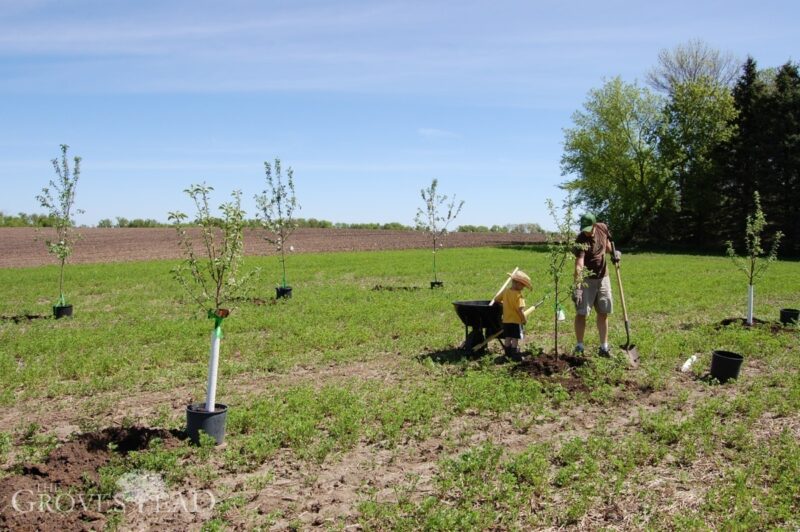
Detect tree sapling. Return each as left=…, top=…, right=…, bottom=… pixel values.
left=36, top=144, right=83, bottom=318
left=725, top=191, right=783, bottom=325
left=545, top=195, right=588, bottom=355
left=255, top=158, right=300, bottom=298
left=169, top=184, right=258, bottom=442
left=415, top=179, right=464, bottom=288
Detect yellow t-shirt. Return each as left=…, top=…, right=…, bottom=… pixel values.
left=501, top=288, right=526, bottom=324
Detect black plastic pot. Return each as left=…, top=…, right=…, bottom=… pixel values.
left=430, top=281, right=444, bottom=289
left=53, top=305, right=73, bottom=319
left=710, top=350, right=744, bottom=383
left=186, top=403, right=228, bottom=445
left=276, top=286, right=293, bottom=299
left=779, top=308, right=799, bottom=326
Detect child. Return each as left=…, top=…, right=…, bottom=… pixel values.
left=493, top=270, right=532, bottom=361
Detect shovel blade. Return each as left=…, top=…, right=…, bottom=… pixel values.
left=620, top=344, right=640, bottom=368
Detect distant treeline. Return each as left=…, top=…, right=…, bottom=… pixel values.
left=456, top=223, right=547, bottom=234
left=0, top=212, right=61, bottom=227
left=2, top=212, right=547, bottom=234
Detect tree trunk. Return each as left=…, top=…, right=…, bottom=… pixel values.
left=554, top=284, right=559, bottom=355
left=746, top=284, right=754, bottom=325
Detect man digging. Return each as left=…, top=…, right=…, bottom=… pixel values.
left=572, top=213, right=621, bottom=357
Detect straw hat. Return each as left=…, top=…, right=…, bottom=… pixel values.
left=508, top=270, right=532, bottom=289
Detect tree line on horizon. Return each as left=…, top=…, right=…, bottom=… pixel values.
left=562, top=39, right=800, bottom=256
left=0, top=211, right=547, bottom=235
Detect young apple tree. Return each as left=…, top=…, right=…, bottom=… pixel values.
left=169, top=184, right=259, bottom=412
left=545, top=195, right=588, bottom=355
left=725, top=191, right=783, bottom=325
left=255, top=158, right=299, bottom=292
left=415, top=179, right=464, bottom=285
left=36, top=144, right=83, bottom=309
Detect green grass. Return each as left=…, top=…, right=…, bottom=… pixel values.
left=1, top=246, right=799, bottom=529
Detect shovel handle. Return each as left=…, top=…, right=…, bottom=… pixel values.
left=610, top=242, right=630, bottom=324
left=489, top=267, right=519, bottom=306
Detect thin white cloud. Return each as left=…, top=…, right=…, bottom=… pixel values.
left=417, top=128, right=460, bottom=140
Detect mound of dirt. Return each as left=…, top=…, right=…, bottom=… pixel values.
left=717, top=317, right=797, bottom=334
left=0, top=427, right=182, bottom=532
left=514, top=352, right=588, bottom=393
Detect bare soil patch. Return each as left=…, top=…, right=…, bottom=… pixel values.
left=0, top=228, right=546, bottom=268
left=371, top=285, right=422, bottom=292
left=0, top=314, right=50, bottom=324
left=716, top=317, right=798, bottom=334
left=0, top=427, right=182, bottom=532
left=513, top=352, right=589, bottom=393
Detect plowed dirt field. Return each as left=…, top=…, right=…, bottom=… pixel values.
left=0, top=227, right=545, bottom=268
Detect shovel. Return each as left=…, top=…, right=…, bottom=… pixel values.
left=611, top=243, right=639, bottom=368
left=489, top=267, right=519, bottom=306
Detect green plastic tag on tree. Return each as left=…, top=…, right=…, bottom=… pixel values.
left=207, top=309, right=225, bottom=339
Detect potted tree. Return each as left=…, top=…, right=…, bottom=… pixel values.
left=255, top=158, right=299, bottom=299
left=169, top=184, right=259, bottom=445
left=415, top=179, right=464, bottom=288
left=725, top=191, right=783, bottom=326
left=545, top=196, right=588, bottom=355
left=36, top=144, right=83, bottom=319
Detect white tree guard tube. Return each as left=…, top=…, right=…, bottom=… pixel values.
left=206, top=329, right=221, bottom=412
left=747, top=284, right=754, bottom=326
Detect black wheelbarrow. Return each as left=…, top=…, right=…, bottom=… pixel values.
left=452, top=300, right=504, bottom=351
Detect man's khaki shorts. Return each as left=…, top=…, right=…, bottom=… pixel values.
left=576, top=276, right=613, bottom=316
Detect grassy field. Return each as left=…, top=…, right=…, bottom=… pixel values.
left=0, top=246, right=798, bottom=530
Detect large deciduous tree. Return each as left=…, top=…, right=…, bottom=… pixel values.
left=647, top=39, right=740, bottom=94
left=561, top=77, right=673, bottom=244
left=662, top=78, right=738, bottom=245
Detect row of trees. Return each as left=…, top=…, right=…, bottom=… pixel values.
left=562, top=40, right=799, bottom=255
left=3, top=212, right=548, bottom=235
left=0, top=212, right=60, bottom=227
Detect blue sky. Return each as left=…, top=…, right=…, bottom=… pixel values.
left=0, top=0, right=797, bottom=229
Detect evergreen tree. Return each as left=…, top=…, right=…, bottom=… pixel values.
left=765, top=63, right=800, bottom=254
left=718, top=58, right=766, bottom=244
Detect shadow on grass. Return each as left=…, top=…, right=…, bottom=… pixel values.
left=416, top=347, right=488, bottom=365
left=0, top=314, right=50, bottom=324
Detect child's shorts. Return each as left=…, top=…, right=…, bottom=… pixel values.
left=503, top=323, right=524, bottom=340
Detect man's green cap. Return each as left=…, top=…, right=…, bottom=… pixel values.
left=579, top=213, right=596, bottom=233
